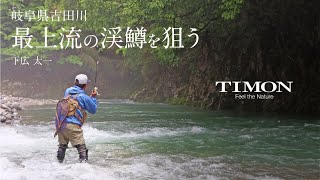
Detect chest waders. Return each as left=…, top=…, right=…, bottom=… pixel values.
left=56, top=94, right=88, bottom=163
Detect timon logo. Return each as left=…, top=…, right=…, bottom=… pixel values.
left=215, top=81, right=293, bottom=93
left=215, top=81, right=293, bottom=100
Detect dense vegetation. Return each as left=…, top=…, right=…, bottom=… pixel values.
left=1, top=0, right=319, bottom=114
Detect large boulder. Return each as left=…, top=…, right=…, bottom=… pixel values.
left=11, top=103, right=22, bottom=111
left=0, top=104, right=10, bottom=110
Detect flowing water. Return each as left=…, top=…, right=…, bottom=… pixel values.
left=0, top=100, right=319, bottom=179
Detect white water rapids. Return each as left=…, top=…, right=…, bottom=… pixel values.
left=0, top=124, right=232, bottom=180
left=1, top=102, right=318, bottom=179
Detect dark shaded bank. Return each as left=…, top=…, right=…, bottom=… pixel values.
left=130, top=0, right=320, bottom=115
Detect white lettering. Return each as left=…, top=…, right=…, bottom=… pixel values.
left=243, top=81, right=261, bottom=92
left=215, top=81, right=231, bottom=92
left=261, top=81, right=277, bottom=92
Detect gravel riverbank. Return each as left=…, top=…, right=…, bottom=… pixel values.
left=0, top=94, right=56, bottom=124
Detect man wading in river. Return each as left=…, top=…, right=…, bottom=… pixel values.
left=55, top=74, right=98, bottom=163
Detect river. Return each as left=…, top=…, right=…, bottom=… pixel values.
left=0, top=100, right=319, bottom=179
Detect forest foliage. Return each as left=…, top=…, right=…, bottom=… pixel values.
left=1, top=0, right=319, bottom=114
left=1, top=0, right=244, bottom=65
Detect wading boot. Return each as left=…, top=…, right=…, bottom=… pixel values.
left=57, top=144, right=68, bottom=163
left=75, top=144, right=88, bottom=163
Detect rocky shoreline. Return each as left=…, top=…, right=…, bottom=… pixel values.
left=0, top=94, right=56, bottom=124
